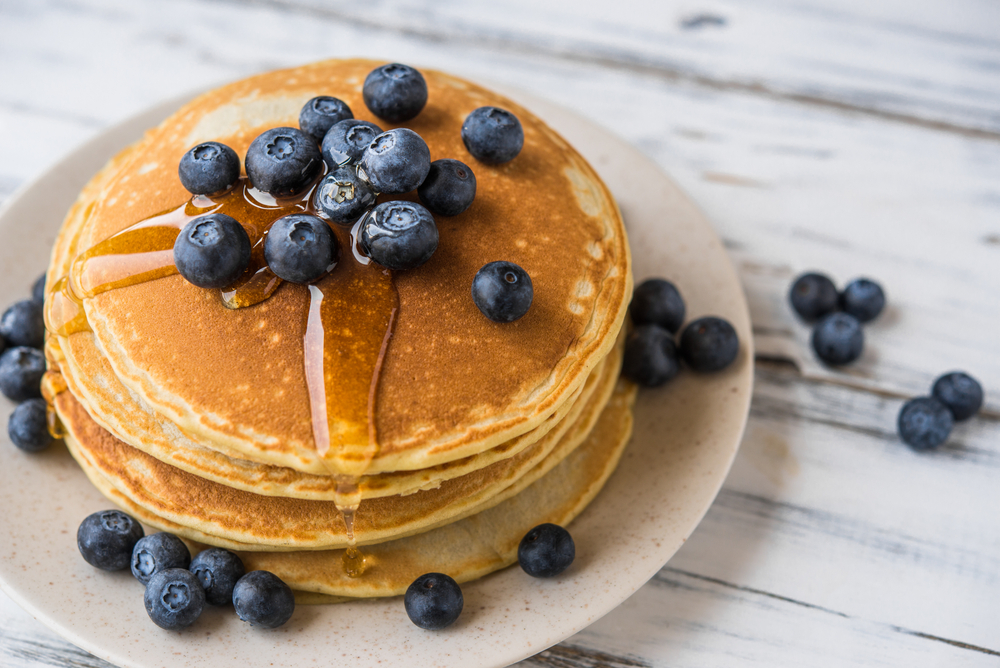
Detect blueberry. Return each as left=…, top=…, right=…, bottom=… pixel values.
left=811, top=312, right=863, bottom=366
left=77, top=510, right=144, bottom=571
left=461, top=107, right=524, bottom=165
left=404, top=573, right=463, bottom=630
left=178, top=141, right=241, bottom=195
left=621, top=325, right=680, bottom=387
left=362, top=63, right=428, bottom=123
left=518, top=523, right=575, bottom=578
left=233, top=571, right=295, bottom=629
left=417, top=159, right=477, bottom=216
left=173, top=213, right=252, bottom=289
left=264, top=214, right=339, bottom=283
left=931, top=371, right=983, bottom=421
left=0, top=299, right=44, bottom=349
left=190, top=548, right=245, bottom=606
left=840, top=278, right=885, bottom=323
left=631, top=278, right=685, bottom=333
left=321, top=119, right=383, bottom=168
left=679, top=317, right=739, bottom=372
left=8, top=398, right=53, bottom=452
left=32, top=273, right=46, bottom=305
left=143, top=568, right=205, bottom=631
left=313, top=167, right=377, bottom=225
left=361, top=201, right=438, bottom=271
left=245, top=127, right=323, bottom=197
left=299, top=96, right=353, bottom=143
left=789, top=272, right=839, bottom=321
left=0, top=347, right=45, bottom=402
left=471, top=261, right=533, bottom=323
left=359, top=128, right=431, bottom=194
left=131, top=532, right=191, bottom=585
left=898, top=396, right=954, bottom=450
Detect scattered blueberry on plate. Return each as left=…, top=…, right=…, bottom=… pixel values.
left=811, top=312, right=864, bottom=366
left=233, top=570, right=296, bottom=629
left=0, top=299, right=45, bottom=349
left=8, top=398, right=53, bottom=452
left=622, top=325, right=680, bottom=387
left=143, top=568, right=206, bottom=631
left=177, top=141, right=241, bottom=196
left=631, top=278, right=685, bottom=333
left=898, top=396, right=953, bottom=450
left=931, top=371, right=983, bottom=422
left=299, top=96, right=353, bottom=143
left=322, top=119, right=383, bottom=168
left=0, top=346, right=46, bottom=402
left=361, top=201, right=439, bottom=271
left=404, top=573, right=463, bottom=630
left=245, top=127, right=323, bottom=197
left=264, top=214, right=339, bottom=283
left=840, top=278, right=885, bottom=323
left=418, top=159, right=477, bottom=216
left=173, top=214, right=252, bottom=289
left=518, top=523, right=575, bottom=578
left=471, top=261, right=533, bottom=323
left=789, top=272, right=839, bottom=322
left=363, top=63, right=428, bottom=123
left=131, top=532, right=191, bottom=585
left=359, top=128, right=431, bottom=194
left=31, top=273, right=46, bottom=305
left=679, top=317, right=739, bottom=372
left=313, top=167, right=377, bottom=225
left=461, top=106, right=524, bottom=164
left=77, top=510, right=145, bottom=571
left=190, top=548, right=245, bottom=607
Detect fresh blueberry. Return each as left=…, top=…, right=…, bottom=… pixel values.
left=190, top=548, right=245, bottom=606
left=143, top=568, right=205, bottom=631
left=461, top=107, right=524, bottom=165
left=811, top=312, right=863, bottom=366
left=404, top=573, right=463, bottom=630
left=362, top=63, right=428, bottom=123
left=360, top=201, right=438, bottom=271
left=298, top=96, right=353, bottom=143
left=321, top=119, right=383, bottom=168
left=679, top=317, right=739, bottom=372
left=77, top=510, right=144, bottom=571
left=359, top=128, right=431, bottom=194
left=8, top=398, right=53, bottom=452
left=178, top=141, right=241, bottom=196
left=417, top=159, right=477, bottom=216
left=32, top=273, right=46, bottom=305
left=518, top=523, right=575, bottom=578
left=471, top=261, right=533, bottom=323
left=0, top=347, right=45, bottom=402
left=0, top=299, right=44, bottom=349
left=789, top=272, right=839, bottom=321
left=621, top=325, right=680, bottom=387
left=840, top=278, right=885, bottom=323
left=264, top=214, right=339, bottom=283
left=898, top=396, right=954, bottom=450
left=245, top=127, right=323, bottom=197
left=631, top=278, right=685, bottom=333
left=932, top=371, right=984, bottom=421
left=313, top=167, right=377, bottom=225
left=173, top=213, right=251, bottom=289
left=131, top=532, right=191, bottom=585
left=233, top=571, right=295, bottom=629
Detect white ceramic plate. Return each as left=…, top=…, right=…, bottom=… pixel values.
left=0, top=85, right=752, bottom=668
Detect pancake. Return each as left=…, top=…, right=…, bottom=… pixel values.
left=46, top=58, right=631, bottom=477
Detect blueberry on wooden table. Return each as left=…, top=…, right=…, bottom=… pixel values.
left=789, top=272, right=839, bottom=321
left=0, top=299, right=44, bottom=349
left=313, top=166, right=377, bottom=225
left=299, top=96, right=353, bottom=143
left=0, top=346, right=46, bottom=402
left=8, top=398, right=53, bottom=452
left=190, top=548, right=245, bottom=606
left=321, top=119, right=383, bottom=168
left=898, top=396, right=954, bottom=450
left=810, top=312, right=864, bottom=366
left=840, top=277, right=885, bottom=323
left=131, top=532, right=191, bottom=585
left=264, top=214, right=339, bottom=283
left=77, top=510, right=144, bottom=571
left=363, top=63, right=428, bottom=123
left=630, top=278, right=685, bottom=333
left=32, top=273, right=46, bottom=305
left=471, top=261, right=533, bottom=323
left=178, top=141, right=241, bottom=195
left=462, top=106, right=524, bottom=165
left=679, top=317, right=740, bottom=372
left=245, top=127, right=322, bottom=197
left=518, top=523, right=575, bottom=578
left=404, top=573, right=463, bottom=630
left=144, top=568, right=205, bottom=631
left=359, top=128, right=432, bottom=194
left=233, top=570, right=296, bottom=629
left=361, top=201, right=439, bottom=271
left=173, top=214, right=251, bottom=289
left=418, top=159, right=477, bottom=216
left=931, top=371, right=983, bottom=421
left=622, top=325, right=680, bottom=387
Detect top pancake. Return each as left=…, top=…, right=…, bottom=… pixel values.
left=50, top=58, right=631, bottom=475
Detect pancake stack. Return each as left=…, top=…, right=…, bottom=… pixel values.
left=42, top=59, right=634, bottom=599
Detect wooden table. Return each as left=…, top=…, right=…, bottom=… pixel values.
left=2, top=1, right=998, bottom=665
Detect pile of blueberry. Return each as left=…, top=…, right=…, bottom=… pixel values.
left=621, top=278, right=740, bottom=387
left=174, top=62, right=533, bottom=323
left=788, top=272, right=885, bottom=366
left=1, top=274, right=55, bottom=453
left=898, top=371, right=984, bottom=450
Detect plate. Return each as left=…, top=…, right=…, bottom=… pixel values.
left=0, top=84, right=752, bottom=668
